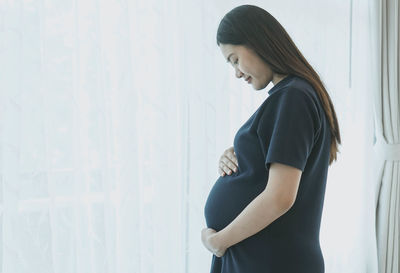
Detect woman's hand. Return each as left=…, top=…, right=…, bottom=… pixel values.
left=219, top=146, right=239, bottom=177
left=201, top=228, right=227, bottom=257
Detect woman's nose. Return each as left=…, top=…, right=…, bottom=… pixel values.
left=235, top=69, right=244, bottom=78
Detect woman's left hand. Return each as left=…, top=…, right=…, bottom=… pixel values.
left=201, top=228, right=227, bottom=257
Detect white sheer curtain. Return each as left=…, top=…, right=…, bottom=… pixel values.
left=370, top=0, right=400, bottom=272
left=0, top=0, right=379, bottom=272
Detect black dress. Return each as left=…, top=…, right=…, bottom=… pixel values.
left=204, top=75, right=331, bottom=273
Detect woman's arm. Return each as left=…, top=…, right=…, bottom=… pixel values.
left=213, top=162, right=302, bottom=249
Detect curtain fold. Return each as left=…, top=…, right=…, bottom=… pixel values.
left=371, top=0, right=400, bottom=272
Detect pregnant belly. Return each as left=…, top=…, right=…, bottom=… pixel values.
left=204, top=174, right=265, bottom=231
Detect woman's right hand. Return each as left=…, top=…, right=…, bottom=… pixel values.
left=218, top=146, right=239, bottom=177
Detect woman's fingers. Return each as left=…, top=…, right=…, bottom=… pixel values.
left=218, top=147, right=239, bottom=176
left=218, top=154, right=238, bottom=176
left=228, top=152, right=238, bottom=167
left=225, top=149, right=238, bottom=168
left=226, top=157, right=238, bottom=172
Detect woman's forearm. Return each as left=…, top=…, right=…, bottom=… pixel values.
left=214, top=190, right=291, bottom=249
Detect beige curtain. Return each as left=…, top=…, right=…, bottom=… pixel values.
left=372, top=0, right=400, bottom=272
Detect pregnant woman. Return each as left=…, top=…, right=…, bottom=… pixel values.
left=201, top=5, right=341, bottom=273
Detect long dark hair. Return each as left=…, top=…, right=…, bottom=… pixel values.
left=216, top=5, right=341, bottom=165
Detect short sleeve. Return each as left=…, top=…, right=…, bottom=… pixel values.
left=256, top=88, right=321, bottom=172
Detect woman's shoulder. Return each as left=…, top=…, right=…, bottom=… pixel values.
left=255, top=77, right=322, bottom=128
left=267, top=76, right=323, bottom=117
left=269, top=75, right=316, bottom=99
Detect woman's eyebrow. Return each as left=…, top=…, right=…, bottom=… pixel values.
left=226, top=53, right=234, bottom=63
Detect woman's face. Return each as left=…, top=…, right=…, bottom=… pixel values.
left=219, top=43, right=278, bottom=90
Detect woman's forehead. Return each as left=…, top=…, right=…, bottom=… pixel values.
left=220, top=44, right=242, bottom=59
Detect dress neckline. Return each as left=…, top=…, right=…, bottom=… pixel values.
left=268, top=74, right=295, bottom=95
